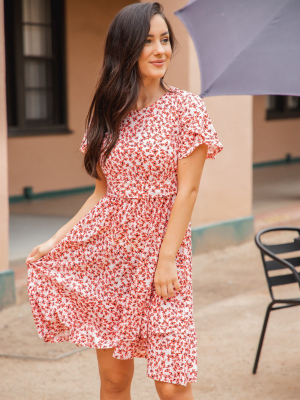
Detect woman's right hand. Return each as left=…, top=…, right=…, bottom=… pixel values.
left=26, top=238, right=57, bottom=265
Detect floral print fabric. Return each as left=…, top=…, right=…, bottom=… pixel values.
left=27, top=85, right=223, bottom=386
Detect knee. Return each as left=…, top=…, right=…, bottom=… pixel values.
left=102, top=371, right=132, bottom=394
left=156, top=382, right=189, bottom=400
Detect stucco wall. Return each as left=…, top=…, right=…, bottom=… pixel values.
left=253, top=95, right=300, bottom=163
left=8, top=0, right=133, bottom=196
left=153, top=0, right=253, bottom=226
left=0, top=0, right=9, bottom=271
left=7, top=0, right=254, bottom=230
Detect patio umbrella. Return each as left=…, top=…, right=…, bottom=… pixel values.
left=174, top=0, right=300, bottom=97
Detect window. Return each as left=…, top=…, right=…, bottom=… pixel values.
left=266, top=95, right=300, bottom=120
left=5, top=0, right=69, bottom=136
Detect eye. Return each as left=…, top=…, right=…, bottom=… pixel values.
left=145, top=37, right=170, bottom=45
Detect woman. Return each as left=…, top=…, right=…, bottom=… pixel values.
left=26, top=2, right=223, bottom=399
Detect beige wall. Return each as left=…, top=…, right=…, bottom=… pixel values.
left=7, top=0, right=254, bottom=229
left=192, top=95, right=253, bottom=226
left=0, top=0, right=9, bottom=270
left=152, top=0, right=253, bottom=226
left=187, top=34, right=253, bottom=225
left=8, top=0, right=132, bottom=196
left=253, top=95, right=300, bottom=163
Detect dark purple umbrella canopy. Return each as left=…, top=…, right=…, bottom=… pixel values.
left=174, top=0, right=300, bottom=97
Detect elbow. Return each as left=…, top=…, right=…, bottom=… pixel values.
left=177, top=185, right=199, bottom=201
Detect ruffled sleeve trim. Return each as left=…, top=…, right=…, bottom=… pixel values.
left=177, top=92, right=224, bottom=160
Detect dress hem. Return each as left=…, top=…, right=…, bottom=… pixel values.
left=37, top=332, right=148, bottom=358
left=147, top=372, right=197, bottom=387
left=36, top=331, right=197, bottom=386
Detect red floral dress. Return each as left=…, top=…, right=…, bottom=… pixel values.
left=27, top=85, right=223, bottom=386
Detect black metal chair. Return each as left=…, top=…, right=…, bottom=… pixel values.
left=253, top=226, right=300, bottom=374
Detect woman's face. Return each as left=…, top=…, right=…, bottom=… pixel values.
left=138, top=14, right=172, bottom=83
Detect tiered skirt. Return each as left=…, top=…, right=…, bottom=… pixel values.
left=27, top=193, right=197, bottom=385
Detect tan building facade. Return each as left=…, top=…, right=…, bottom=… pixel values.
left=1, top=0, right=299, bottom=308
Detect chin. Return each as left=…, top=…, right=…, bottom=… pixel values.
left=147, top=71, right=166, bottom=79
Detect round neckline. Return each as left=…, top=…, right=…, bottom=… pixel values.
left=128, top=86, right=174, bottom=115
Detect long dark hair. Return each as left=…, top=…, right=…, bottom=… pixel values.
left=81, top=2, right=178, bottom=180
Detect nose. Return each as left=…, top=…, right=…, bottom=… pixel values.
left=153, top=39, right=165, bottom=54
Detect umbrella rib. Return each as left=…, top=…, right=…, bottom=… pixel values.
left=200, top=0, right=294, bottom=96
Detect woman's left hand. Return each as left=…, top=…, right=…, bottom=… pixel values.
left=154, top=255, right=181, bottom=300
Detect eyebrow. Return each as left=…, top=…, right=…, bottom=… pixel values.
left=147, top=31, right=169, bottom=37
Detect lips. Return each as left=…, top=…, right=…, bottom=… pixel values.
left=150, top=60, right=165, bottom=66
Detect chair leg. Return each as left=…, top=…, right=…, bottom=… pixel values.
left=252, top=302, right=274, bottom=374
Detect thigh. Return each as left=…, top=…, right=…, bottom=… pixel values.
left=96, top=348, right=134, bottom=384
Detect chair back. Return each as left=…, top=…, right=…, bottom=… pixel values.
left=255, top=227, right=300, bottom=300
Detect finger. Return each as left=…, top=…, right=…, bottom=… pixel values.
left=26, top=251, right=35, bottom=261
left=161, top=284, right=169, bottom=300
left=173, top=277, right=181, bottom=292
left=34, top=252, right=43, bottom=261
left=26, top=250, right=37, bottom=263
left=167, top=282, right=175, bottom=298
left=155, top=283, right=162, bottom=297
left=28, top=246, right=38, bottom=258
left=30, top=250, right=42, bottom=262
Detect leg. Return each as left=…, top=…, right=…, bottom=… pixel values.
left=155, top=380, right=194, bottom=400
left=96, top=348, right=134, bottom=400
left=253, top=302, right=273, bottom=374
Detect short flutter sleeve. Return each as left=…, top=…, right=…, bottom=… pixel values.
left=177, top=93, right=224, bottom=160
left=79, top=130, right=88, bottom=154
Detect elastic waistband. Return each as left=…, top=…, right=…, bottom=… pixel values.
left=106, top=179, right=177, bottom=198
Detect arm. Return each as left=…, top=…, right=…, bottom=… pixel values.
left=26, top=163, right=107, bottom=264
left=153, top=142, right=208, bottom=300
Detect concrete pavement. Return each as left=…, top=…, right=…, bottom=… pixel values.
left=2, top=162, right=299, bottom=398
left=1, top=233, right=300, bottom=399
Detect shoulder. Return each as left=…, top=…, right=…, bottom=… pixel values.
left=168, top=86, right=205, bottom=114
left=168, top=86, right=207, bottom=125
